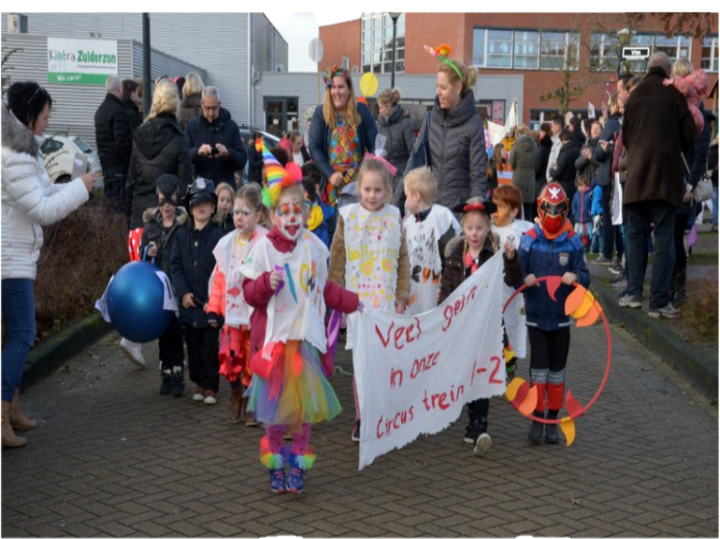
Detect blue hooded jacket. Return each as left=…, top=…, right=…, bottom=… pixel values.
left=519, top=223, right=590, bottom=331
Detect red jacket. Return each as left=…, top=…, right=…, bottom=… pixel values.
left=242, top=226, right=359, bottom=355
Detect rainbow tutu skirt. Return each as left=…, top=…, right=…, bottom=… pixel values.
left=245, top=340, right=342, bottom=427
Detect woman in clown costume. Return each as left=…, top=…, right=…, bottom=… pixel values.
left=240, top=141, right=361, bottom=494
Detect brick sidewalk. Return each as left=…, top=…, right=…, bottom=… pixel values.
left=2, top=323, right=717, bottom=537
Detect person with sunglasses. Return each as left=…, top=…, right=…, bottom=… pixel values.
left=2, top=82, right=96, bottom=447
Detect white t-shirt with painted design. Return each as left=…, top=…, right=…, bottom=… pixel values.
left=403, top=205, right=460, bottom=316
left=492, top=218, right=533, bottom=359
left=240, top=230, right=329, bottom=352
left=340, top=203, right=403, bottom=349
left=211, top=225, right=268, bottom=327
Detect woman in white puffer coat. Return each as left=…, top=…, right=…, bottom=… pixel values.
left=2, top=82, right=95, bottom=448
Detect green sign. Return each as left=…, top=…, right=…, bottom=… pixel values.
left=47, top=37, right=118, bottom=86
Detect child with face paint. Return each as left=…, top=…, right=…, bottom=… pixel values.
left=214, top=182, right=236, bottom=234
left=519, top=182, right=590, bottom=445
left=170, top=178, right=226, bottom=405
left=328, top=157, right=411, bottom=443
left=439, top=198, right=523, bottom=457
left=491, top=185, right=533, bottom=380
left=240, top=141, right=361, bottom=494
left=206, top=183, right=271, bottom=426
left=136, top=174, right=188, bottom=394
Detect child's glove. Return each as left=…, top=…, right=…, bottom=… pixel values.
left=593, top=215, right=601, bottom=229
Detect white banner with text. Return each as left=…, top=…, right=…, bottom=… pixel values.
left=353, top=252, right=506, bottom=470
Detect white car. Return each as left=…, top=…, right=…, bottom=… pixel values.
left=41, top=135, right=104, bottom=190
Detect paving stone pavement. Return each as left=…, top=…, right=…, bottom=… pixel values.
left=2, top=322, right=718, bottom=537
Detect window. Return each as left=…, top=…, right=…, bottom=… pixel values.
left=701, top=36, right=718, bottom=72
left=472, top=28, right=579, bottom=70
left=361, top=12, right=405, bottom=74
left=590, top=32, right=693, bottom=72
left=41, top=139, right=63, bottom=154
left=487, top=30, right=513, bottom=68
left=473, top=29, right=486, bottom=66
left=513, top=31, right=539, bottom=69
left=72, top=137, right=93, bottom=154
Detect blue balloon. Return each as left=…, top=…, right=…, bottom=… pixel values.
left=107, top=261, right=173, bottom=343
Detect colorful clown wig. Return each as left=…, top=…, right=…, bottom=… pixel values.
left=257, top=138, right=303, bottom=208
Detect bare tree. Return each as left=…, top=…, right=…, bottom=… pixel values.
left=1, top=41, right=22, bottom=99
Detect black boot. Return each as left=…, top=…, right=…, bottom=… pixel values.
left=159, top=371, right=172, bottom=395
left=673, top=268, right=687, bottom=305
left=171, top=366, right=185, bottom=398
left=545, top=410, right=560, bottom=444
left=528, top=411, right=544, bottom=443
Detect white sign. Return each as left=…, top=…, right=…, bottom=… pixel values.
left=588, top=102, right=596, bottom=119
left=353, top=252, right=506, bottom=470
left=622, top=46, right=650, bottom=60
left=47, top=37, right=118, bottom=85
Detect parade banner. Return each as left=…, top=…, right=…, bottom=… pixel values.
left=353, top=252, right=505, bottom=470
left=47, top=37, right=118, bottom=85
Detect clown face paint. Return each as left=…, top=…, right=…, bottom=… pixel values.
left=274, top=192, right=305, bottom=241
left=233, top=198, right=259, bottom=237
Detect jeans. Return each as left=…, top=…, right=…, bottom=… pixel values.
left=713, top=187, right=718, bottom=228
left=625, top=202, right=677, bottom=309
left=1, top=279, right=36, bottom=402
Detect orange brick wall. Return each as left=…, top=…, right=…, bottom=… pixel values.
left=320, top=13, right=719, bottom=123
left=317, top=20, right=361, bottom=72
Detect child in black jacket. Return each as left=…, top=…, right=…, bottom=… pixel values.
left=171, top=178, right=225, bottom=405
left=139, top=174, right=188, bottom=397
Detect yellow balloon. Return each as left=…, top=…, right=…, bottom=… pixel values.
left=359, top=73, right=379, bottom=97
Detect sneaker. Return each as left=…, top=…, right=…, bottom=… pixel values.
left=171, top=372, right=185, bottom=398
left=473, top=433, right=492, bottom=456
left=245, top=413, right=259, bottom=428
left=608, top=260, right=623, bottom=275
left=159, top=373, right=172, bottom=395
left=287, top=461, right=305, bottom=493
left=619, top=295, right=642, bottom=309
left=591, top=255, right=613, bottom=265
left=268, top=469, right=287, bottom=493
left=283, top=431, right=293, bottom=441
left=648, top=303, right=681, bottom=319
left=203, top=390, right=218, bottom=405
left=351, top=419, right=360, bottom=442
left=119, top=338, right=147, bottom=368
left=193, top=386, right=205, bottom=402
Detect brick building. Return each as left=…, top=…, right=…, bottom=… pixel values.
left=320, top=13, right=718, bottom=125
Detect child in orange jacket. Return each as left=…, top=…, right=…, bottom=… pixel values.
left=207, top=183, right=271, bottom=425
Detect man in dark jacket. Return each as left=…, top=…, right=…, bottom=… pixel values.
left=95, top=75, right=132, bottom=214
left=185, top=86, right=247, bottom=189
left=122, top=79, right=142, bottom=134
left=621, top=52, right=696, bottom=319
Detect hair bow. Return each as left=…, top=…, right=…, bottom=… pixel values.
left=364, top=152, right=398, bottom=177
left=424, top=43, right=463, bottom=80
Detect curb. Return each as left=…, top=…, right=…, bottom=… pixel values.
left=22, top=313, right=114, bottom=389
left=591, top=279, right=718, bottom=400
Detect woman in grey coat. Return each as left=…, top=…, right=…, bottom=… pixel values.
left=377, top=88, right=415, bottom=194
left=396, top=57, right=486, bottom=212
left=508, top=124, right=538, bottom=221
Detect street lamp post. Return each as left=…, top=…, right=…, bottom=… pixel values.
left=389, top=12, right=402, bottom=89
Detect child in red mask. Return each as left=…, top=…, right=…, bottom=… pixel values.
left=518, top=182, right=590, bottom=445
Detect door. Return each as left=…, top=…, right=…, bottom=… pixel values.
left=264, top=97, right=299, bottom=137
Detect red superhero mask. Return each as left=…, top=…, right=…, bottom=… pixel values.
left=537, top=183, right=569, bottom=236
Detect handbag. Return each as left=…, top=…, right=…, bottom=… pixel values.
left=682, top=152, right=713, bottom=203
left=407, top=111, right=432, bottom=171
